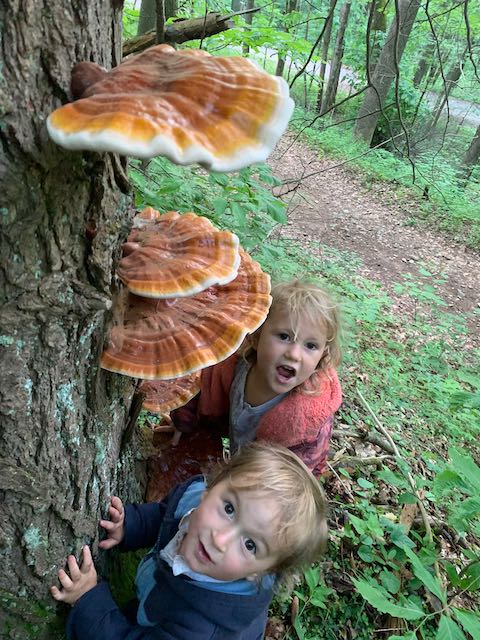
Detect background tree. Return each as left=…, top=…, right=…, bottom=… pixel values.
left=320, top=1, right=351, bottom=115
left=354, top=0, right=421, bottom=146
left=0, top=3, right=140, bottom=638
left=275, top=0, right=298, bottom=77
left=460, top=123, right=480, bottom=180
left=242, top=0, right=256, bottom=55
left=137, top=0, right=178, bottom=35
left=315, top=0, right=338, bottom=113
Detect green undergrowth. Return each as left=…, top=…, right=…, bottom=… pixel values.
left=254, top=237, right=480, bottom=639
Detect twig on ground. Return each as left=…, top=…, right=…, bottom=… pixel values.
left=332, top=428, right=396, bottom=454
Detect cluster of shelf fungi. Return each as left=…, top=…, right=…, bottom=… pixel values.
left=47, top=43, right=294, bottom=496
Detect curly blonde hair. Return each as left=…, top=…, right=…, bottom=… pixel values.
left=207, top=442, right=328, bottom=578
left=242, top=279, right=341, bottom=387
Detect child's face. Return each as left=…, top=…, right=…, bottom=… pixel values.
left=250, top=307, right=325, bottom=399
left=178, top=479, right=282, bottom=581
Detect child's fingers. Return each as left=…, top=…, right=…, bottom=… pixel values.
left=108, top=506, right=123, bottom=522
left=99, top=518, right=118, bottom=532
left=57, top=568, right=73, bottom=590
left=110, top=496, right=124, bottom=514
left=98, top=537, right=118, bottom=550
left=80, top=545, right=93, bottom=571
left=66, top=555, right=81, bottom=580
left=50, top=585, right=64, bottom=601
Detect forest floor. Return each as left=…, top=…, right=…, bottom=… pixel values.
left=267, top=132, right=480, bottom=348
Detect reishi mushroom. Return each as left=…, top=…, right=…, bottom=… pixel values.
left=117, top=208, right=241, bottom=298
left=100, top=248, right=271, bottom=380
left=139, top=372, right=201, bottom=415
left=46, top=44, right=294, bottom=171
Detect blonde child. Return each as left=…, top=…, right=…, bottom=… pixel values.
left=171, top=279, right=342, bottom=476
left=51, top=443, right=328, bottom=640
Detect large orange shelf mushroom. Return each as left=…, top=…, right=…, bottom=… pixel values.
left=100, top=249, right=271, bottom=380
left=139, top=372, right=201, bottom=415
left=118, top=209, right=240, bottom=298
left=46, top=44, right=294, bottom=171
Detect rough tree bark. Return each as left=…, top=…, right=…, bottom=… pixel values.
left=0, top=2, right=142, bottom=638
left=354, top=0, right=421, bottom=146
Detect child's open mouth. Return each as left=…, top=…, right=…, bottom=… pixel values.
left=277, top=365, right=296, bottom=383
left=197, top=541, right=211, bottom=563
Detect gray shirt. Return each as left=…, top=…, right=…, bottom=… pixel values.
left=229, top=358, right=286, bottom=453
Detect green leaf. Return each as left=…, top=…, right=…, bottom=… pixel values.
left=209, top=172, right=229, bottom=186
left=293, top=616, right=305, bottom=640
left=352, top=578, right=424, bottom=620
left=458, top=561, right=480, bottom=592
left=358, top=545, right=376, bottom=562
left=403, top=546, right=446, bottom=603
left=376, top=468, right=409, bottom=489
left=436, top=615, right=468, bottom=640
left=347, top=513, right=367, bottom=535
left=398, top=492, right=418, bottom=505
left=304, top=566, right=319, bottom=593
left=379, top=569, right=401, bottom=595
left=229, top=202, right=247, bottom=226
left=453, top=608, right=480, bottom=639
left=310, top=584, right=333, bottom=609
left=444, top=562, right=461, bottom=588
left=449, top=449, right=480, bottom=493
left=434, top=470, right=464, bottom=496
left=212, top=198, right=228, bottom=217
left=357, top=477, right=375, bottom=489
left=266, top=199, right=287, bottom=223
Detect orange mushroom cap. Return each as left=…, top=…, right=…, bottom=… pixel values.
left=117, top=209, right=240, bottom=298
left=100, top=249, right=271, bottom=379
left=46, top=44, right=294, bottom=171
left=139, top=372, right=201, bottom=414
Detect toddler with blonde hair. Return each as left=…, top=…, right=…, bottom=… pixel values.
left=51, top=443, right=328, bottom=639
left=172, top=279, right=342, bottom=476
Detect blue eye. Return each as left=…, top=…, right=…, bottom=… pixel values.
left=244, top=538, right=256, bottom=554
left=224, top=501, right=234, bottom=516
left=278, top=333, right=290, bottom=341
left=306, top=342, right=318, bottom=350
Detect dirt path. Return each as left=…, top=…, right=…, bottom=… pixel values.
left=268, top=134, right=480, bottom=348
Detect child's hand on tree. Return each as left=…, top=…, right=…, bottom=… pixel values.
left=50, top=545, right=97, bottom=605
left=99, top=496, right=125, bottom=549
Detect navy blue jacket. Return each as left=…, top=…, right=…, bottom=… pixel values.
left=66, top=477, right=273, bottom=640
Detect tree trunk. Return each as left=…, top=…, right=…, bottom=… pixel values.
left=368, top=0, right=388, bottom=76
left=413, top=36, right=436, bottom=88
left=316, top=0, right=337, bottom=113
left=459, top=124, right=480, bottom=180
left=429, top=50, right=467, bottom=128
left=321, top=2, right=351, bottom=115
left=137, top=0, right=177, bottom=36
left=354, top=0, right=421, bottom=146
left=242, top=0, right=255, bottom=56
left=275, top=0, right=298, bottom=77
left=0, top=2, right=141, bottom=637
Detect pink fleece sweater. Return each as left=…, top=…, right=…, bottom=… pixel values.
left=171, top=354, right=342, bottom=476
